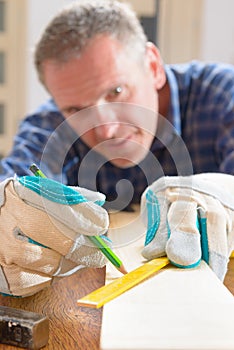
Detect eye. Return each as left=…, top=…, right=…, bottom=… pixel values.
left=112, top=86, right=122, bottom=95
left=106, top=86, right=123, bottom=100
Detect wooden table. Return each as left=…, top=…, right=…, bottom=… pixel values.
left=0, top=256, right=233, bottom=349
left=0, top=267, right=105, bottom=350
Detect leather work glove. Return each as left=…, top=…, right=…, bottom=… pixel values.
left=0, top=176, right=109, bottom=297
left=141, top=173, right=234, bottom=281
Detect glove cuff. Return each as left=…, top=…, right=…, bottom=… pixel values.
left=148, top=174, right=234, bottom=210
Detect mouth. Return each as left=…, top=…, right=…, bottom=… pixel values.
left=93, top=131, right=150, bottom=168
left=105, top=135, right=134, bottom=148
left=97, top=134, right=143, bottom=164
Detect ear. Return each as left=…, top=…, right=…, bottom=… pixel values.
left=145, top=42, right=166, bottom=90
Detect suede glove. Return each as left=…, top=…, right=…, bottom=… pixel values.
left=141, top=173, right=234, bottom=281
left=0, top=176, right=109, bottom=297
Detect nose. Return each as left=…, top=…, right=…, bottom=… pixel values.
left=94, top=103, right=119, bottom=139
left=95, top=121, right=119, bottom=139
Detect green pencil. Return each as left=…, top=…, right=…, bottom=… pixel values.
left=29, top=164, right=47, bottom=178
left=29, top=163, right=127, bottom=275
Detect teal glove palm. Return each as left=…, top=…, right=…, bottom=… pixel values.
left=0, top=176, right=109, bottom=296
left=141, top=173, right=234, bottom=281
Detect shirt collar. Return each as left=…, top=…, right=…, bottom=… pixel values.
left=164, top=64, right=181, bottom=135
left=150, top=65, right=182, bottom=151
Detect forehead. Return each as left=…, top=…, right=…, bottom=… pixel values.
left=43, top=34, right=143, bottom=78
left=42, top=35, right=144, bottom=104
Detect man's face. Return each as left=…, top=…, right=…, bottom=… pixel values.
left=43, top=35, right=165, bottom=168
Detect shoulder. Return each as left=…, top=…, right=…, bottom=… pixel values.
left=33, top=98, right=59, bottom=113
left=21, top=99, right=65, bottom=131
left=166, top=60, right=234, bottom=87
left=166, top=61, right=234, bottom=106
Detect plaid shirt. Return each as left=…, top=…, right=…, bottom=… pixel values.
left=1, top=61, right=234, bottom=209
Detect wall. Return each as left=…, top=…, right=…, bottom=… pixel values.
left=0, top=0, right=27, bottom=156
left=157, top=0, right=203, bottom=64
left=200, top=0, right=234, bottom=64
left=26, top=0, right=77, bottom=114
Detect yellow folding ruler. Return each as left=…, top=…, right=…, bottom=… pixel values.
left=77, top=257, right=169, bottom=308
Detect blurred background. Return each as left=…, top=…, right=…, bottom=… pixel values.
left=0, top=0, right=234, bottom=157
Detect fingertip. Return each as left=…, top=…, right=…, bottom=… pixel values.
left=166, top=230, right=201, bottom=268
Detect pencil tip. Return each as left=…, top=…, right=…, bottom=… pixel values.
left=118, top=265, right=128, bottom=275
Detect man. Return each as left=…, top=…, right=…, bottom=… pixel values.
left=0, top=0, right=234, bottom=297
left=1, top=0, right=234, bottom=206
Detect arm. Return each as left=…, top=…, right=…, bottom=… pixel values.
left=205, top=63, right=234, bottom=174
left=215, top=78, right=234, bottom=174
left=0, top=100, right=78, bottom=182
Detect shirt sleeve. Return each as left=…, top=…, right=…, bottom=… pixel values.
left=0, top=102, right=77, bottom=183
left=214, top=66, right=234, bottom=174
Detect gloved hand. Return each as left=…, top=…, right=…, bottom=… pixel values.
left=141, top=173, right=234, bottom=281
left=0, top=176, right=109, bottom=297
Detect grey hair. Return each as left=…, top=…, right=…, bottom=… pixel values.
left=34, top=0, right=148, bottom=83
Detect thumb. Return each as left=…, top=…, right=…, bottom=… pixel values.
left=141, top=189, right=170, bottom=260
left=166, top=200, right=202, bottom=268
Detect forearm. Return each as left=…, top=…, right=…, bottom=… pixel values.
left=0, top=112, right=71, bottom=182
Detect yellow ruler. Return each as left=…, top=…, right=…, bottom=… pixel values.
left=77, top=257, right=169, bottom=308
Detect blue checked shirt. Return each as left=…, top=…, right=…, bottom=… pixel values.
left=1, top=61, right=234, bottom=209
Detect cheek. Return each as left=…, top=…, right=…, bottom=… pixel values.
left=129, top=90, right=158, bottom=136
left=79, top=130, right=97, bottom=148
left=133, top=75, right=158, bottom=111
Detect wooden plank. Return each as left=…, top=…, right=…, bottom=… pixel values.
left=100, top=210, right=234, bottom=350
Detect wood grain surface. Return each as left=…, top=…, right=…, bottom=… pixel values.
left=224, top=258, right=234, bottom=295
left=0, top=266, right=105, bottom=350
